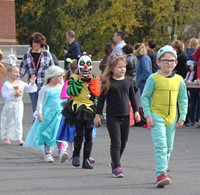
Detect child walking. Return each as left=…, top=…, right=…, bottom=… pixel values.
left=141, top=45, right=188, bottom=188
left=57, top=59, right=97, bottom=165
left=94, top=54, right=141, bottom=178
left=24, top=66, right=69, bottom=163
left=62, top=53, right=100, bottom=169
left=1, top=59, right=37, bottom=145
left=57, top=59, right=79, bottom=164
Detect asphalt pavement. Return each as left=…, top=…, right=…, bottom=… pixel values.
left=0, top=101, right=200, bottom=195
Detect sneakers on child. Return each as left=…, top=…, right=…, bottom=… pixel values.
left=156, top=173, right=171, bottom=188
left=68, top=157, right=73, bottom=165
left=3, top=138, right=11, bottom=144
left=18, top=140, right=24, bottom=146
left=59, top=152, right=69, bottom=163
left=112, top=167, right=124, bottom=178
left=43, top=154, right=54, bottom=163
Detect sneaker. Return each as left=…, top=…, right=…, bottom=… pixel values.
left=156, top=173, right=171, bottom=188
left=3, top=138, right=11, bottom=144
left=89, top=157, right=96, bottom=164
left=43, top=154, right=54, bottom=163
left=68, top=157, right=73, bottom=165
left=112, top=167, right=124, bottom=178
left=59, top=152, right=69, bottom=163
left=18, top=140, right=24, bottom=146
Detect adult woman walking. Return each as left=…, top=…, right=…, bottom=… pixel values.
left=19, top=32, right=54, bottom=112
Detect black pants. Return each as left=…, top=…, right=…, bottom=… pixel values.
left=106, top=115, right=130, bottom=169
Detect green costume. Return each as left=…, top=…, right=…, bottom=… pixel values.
left=142, top=72, right=188, bottom=176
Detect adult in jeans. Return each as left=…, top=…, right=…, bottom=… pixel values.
left=19, top=32, right=54, bottom=113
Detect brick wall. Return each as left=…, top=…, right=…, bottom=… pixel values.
left=0, top=0, right=16, bottom=45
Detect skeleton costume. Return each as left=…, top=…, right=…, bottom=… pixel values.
left=62, top=53, right=100, bottom=169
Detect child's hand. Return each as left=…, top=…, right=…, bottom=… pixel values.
left=37, top=114, right=43, bottom=121
left=134, top=111, right=141, bottom=122
left=86, top=73, right=93, bottom=80
left=176, top=120, right=184, bottom=128
left=146, top=116, right=154, bottom=127
left=30, top=74, right=36, bottom=84
left=94, top=114, right=101, bottom=127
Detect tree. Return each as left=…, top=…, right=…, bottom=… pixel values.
left=16, top=0, right=200, bottom=59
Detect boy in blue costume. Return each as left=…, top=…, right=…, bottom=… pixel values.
left=141, top=45, right=188, bottom=188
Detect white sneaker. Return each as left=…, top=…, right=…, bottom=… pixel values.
left=68, top=157, right=73, bottom=165
left=44, top=154, right=54, bottom=163
left=59, top=152, right=69, bottom=163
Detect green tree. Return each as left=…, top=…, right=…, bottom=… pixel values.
left=16, top=0, right=200, bottom=59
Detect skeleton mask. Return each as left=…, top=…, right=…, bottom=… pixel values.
left=78, top=54, right=92, bottom=76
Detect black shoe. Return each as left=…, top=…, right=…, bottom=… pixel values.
left=82, top=159, right=93, bottom=169
left=72, top=156, right=80, bottom=167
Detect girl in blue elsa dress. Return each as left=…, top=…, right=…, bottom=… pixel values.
left=24, top=66, right=69, bottom=163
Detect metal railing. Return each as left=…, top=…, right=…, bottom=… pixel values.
left=0, top=45, right=30, bottom=60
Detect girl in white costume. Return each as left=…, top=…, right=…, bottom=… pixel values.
left=1, top=58, right=37, bottom=145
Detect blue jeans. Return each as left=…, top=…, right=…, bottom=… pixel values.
left=29, top=91, right=39, bottom=113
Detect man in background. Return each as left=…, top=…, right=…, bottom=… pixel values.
left=112, top=31, right=126, bottom=55
left=64, top=30, right=81, bottom=70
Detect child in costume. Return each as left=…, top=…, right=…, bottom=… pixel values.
left=141, top=45, right=188, bottom=188
left=57, top=58, right=97, bottom=165
left=57, top=59, right=79, bottom=164
left=62, top=53, right=100, bottom=169
left=94, top=54, right=141, bottom=178
left=1, top=55, right=37, bottom=145
left=24, top=66, right=69, bottom=163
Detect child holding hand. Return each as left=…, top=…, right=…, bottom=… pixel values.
left=1, top=63, right=37, bottom=145
left=24, top=66, right=68, bottom=163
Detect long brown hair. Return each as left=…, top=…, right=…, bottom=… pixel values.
left=101, top=54, right=126, bottom=95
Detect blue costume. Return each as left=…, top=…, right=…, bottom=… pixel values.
left=24, top=86, right=63, bottom=151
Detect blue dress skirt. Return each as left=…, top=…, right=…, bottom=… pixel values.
left=56, top=115, right=96, bottom=143
left=24, top=87, right=62, bottom=151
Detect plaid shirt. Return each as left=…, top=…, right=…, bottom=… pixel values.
left=20, top=50, right=54, bottom=90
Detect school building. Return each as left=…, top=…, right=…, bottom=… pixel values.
left=0, top=0, right=16, bottom=45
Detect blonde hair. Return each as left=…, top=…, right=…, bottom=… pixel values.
left=7, top=65, right=19, bottom=73
left=134, top=43, right=147, bottom=56
left=188, top=38, right=199, bottom=49
left=101, top=54, right=126, bottom=95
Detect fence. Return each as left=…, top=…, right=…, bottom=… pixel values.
left=0, top=45, right=30, bottom=60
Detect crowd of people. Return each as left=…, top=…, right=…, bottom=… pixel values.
left=0, top=30, right=200, bottom=188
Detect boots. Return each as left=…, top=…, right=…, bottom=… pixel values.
left=82, top=142, right=93, bottom=169
left=72, top=142, right=82, bottom=167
